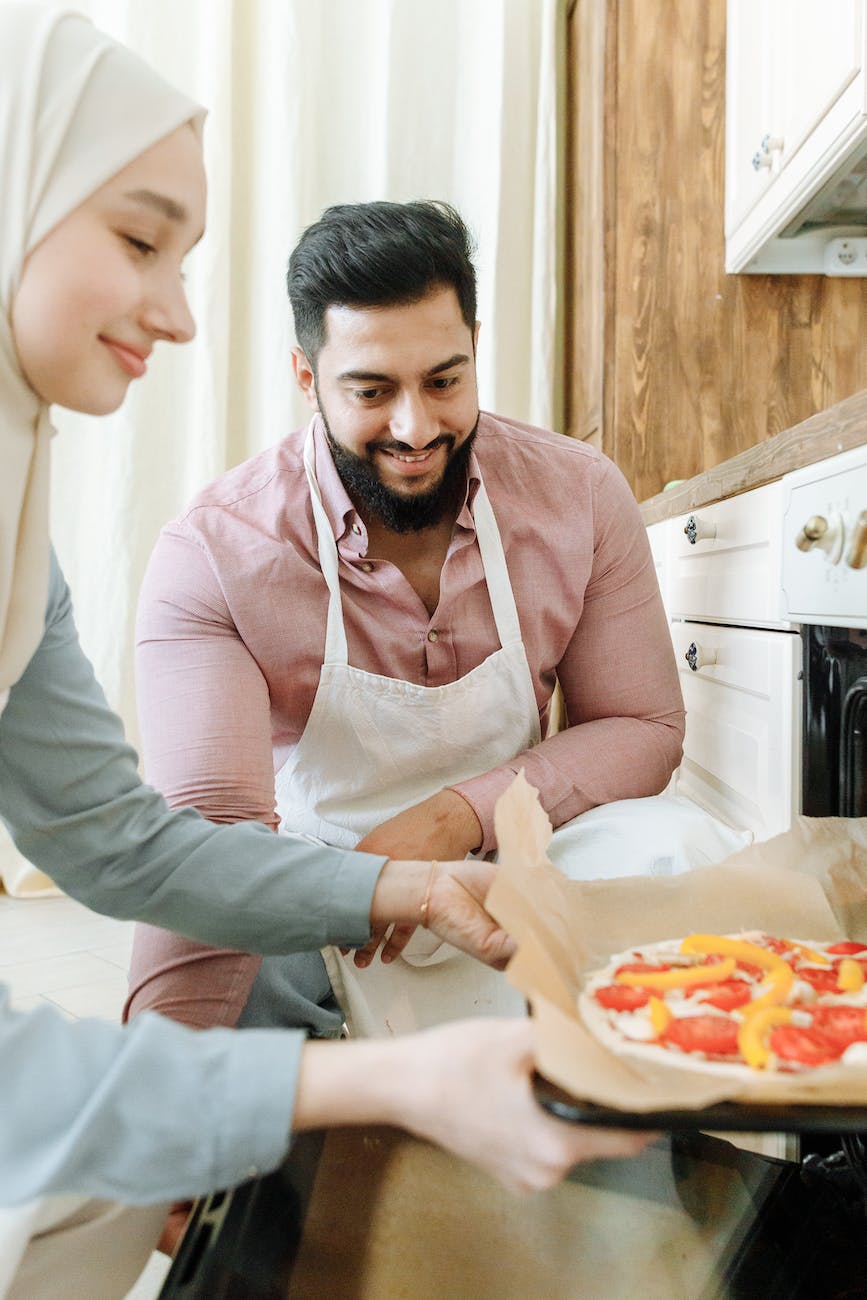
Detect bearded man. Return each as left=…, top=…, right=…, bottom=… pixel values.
left=126, top=201, right=741, bottom=1039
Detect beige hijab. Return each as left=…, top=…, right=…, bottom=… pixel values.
left=0, top=7, right=203, bottom=899
left=0, top=4, right=204, bottom=705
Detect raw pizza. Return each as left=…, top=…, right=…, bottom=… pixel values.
left=579, top=931, right=867, bottom=1077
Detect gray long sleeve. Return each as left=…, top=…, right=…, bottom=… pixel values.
left=0, top=551, right=384, bottom=1204
left=0, top=550, right=385, bottom=952
left=0, top=988, right=301, bottom=1204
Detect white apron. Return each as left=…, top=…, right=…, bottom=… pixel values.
left=273, top=427, right=539, bottom=1036
left=274, top=428, right=748, bottom=1037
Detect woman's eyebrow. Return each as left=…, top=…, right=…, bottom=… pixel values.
left=123, top=188, right=187, bottom=222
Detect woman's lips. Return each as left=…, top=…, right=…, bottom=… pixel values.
left=100, top=336, right=149, bottom=379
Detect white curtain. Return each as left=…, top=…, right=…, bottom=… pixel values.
left=30, top=0, right=562, bottom=749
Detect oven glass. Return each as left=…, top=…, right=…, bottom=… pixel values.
left=802, top=626, right=867, bottom=817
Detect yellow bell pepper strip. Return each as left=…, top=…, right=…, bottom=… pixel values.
left=616, top=958, right=735, bottom=991
left=738, top=1007, right=793, bottom=1070
left=774, top=938, right=831, bottom=967
left=648, top=996, right=672, bottom=1036
left=680, top=934, right=788, bottom=972
left=838, top=958, right=865, bottom=993
left=679, top=933, right=797, bottom=1015
left=744, top=962, right=795, bottom=1014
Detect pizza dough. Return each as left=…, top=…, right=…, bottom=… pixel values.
left=579, top=931, right=867, bottom=1078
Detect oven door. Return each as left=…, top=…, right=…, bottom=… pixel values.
left=803, top=625, right=867, bottom=817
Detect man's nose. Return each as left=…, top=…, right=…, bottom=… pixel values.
left=389, top=391, right=439, bottom=448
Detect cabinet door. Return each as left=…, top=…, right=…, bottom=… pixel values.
left=668, top=482, right=788, bottom=628
left=778, top=0, right=862, bottom=171
left=725, top=0, right=778, bottom=236
left=671, top=621, right=802, bottom=842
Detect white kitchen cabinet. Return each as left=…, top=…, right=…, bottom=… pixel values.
left=667, top=482, right=791, bottom=629
left=726, top=0, right=867, bottom=272
left=646, top=518, right=670, bottom=613
left=656, top=482, right=801, bottom=841
left=670, top=620, right=801, bottom=841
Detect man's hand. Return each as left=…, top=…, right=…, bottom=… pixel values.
left=359, top=857, right=514, bottom=970
left=355, top=789, right=483, bottom=861
left=348, top=791, right=486, bottom=969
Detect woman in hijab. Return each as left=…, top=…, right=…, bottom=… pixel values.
left=0, top=7, right=648, bottom=1297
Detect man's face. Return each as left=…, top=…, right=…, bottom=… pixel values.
left=293, top=285, right=480, bottom=532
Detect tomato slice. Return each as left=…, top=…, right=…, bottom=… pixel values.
left=662, top=1016, right=740, bottom=1057
left=827, top=942, right=867, bottom=955
left=769, top=1025, right=842, bottom=1067
left=764, top=936, right=792, bottom=955
left=810, top=1005, right=867, bottom=1048
left=595, top=985, right=650, bottom=1011
left=733, top=961, right=765, bottom=980
left=697, top=979, right=753, bottom=1012
left=797, top=967, right=842, bottom=995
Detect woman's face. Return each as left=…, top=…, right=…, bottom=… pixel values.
left=11, top=123, right=206, bottom=415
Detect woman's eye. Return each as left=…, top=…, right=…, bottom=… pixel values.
left=121, top=234, right=156, bottom=256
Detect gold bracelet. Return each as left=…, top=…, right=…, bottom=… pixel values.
left=419, top=860, right=439, bottom=926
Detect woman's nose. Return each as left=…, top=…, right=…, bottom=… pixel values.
left=140, top=275, right=196, bottom=344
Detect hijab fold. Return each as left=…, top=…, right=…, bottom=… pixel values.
left=0, top=3, right=204, bottom=698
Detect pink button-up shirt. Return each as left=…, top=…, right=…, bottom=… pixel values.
left=127, top=411, right=684, bottom=1026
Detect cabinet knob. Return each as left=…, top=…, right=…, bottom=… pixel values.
left=845, top=510, right=867, bottom=570
left=685, top=641, right=717, bottom=672
left=684, top=514, right=716, bottom=545
left=752, top=150, right=773, bottom=172
left=761, top=134, right=784, bottom=155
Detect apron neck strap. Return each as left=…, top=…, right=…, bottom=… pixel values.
left=303, top=426, right=348, bottom=665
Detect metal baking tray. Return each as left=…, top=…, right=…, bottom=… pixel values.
left=534, top=1074, right=867, bottom=1133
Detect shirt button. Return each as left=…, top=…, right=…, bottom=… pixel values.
left=362, top=562, right=373, bottom=572
left=427, top=629, right=439, bottom=643
left=351, top=523, right=362, bottom=536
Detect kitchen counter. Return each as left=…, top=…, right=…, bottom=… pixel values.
left=639, top=387, right=867, bottom=526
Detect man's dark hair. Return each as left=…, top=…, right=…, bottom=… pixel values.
left=287, top=200, right=477, bottom=365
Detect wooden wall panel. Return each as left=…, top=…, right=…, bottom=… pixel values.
left=565, top=0, right=867, bottom=503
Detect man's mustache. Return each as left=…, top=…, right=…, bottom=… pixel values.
left=367, top=435, right=455, bottom=455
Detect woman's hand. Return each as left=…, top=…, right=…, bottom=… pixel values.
left=294, top=1018, right=654, bottom=1194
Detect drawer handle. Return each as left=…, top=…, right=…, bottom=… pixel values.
left=685, top=641, right=717, bottom=672
left=684, top=515, right=716, bottom=545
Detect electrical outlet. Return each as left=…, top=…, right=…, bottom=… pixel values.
left=823, top=236, right=867, bottom=277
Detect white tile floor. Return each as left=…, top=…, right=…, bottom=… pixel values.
left=1, top=890, right=171, bottom=1299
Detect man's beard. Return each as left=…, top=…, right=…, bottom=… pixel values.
left=322, top=413, right=478, bottom=534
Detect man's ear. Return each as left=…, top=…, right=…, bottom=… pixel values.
left=473, top=320, right=481, bottom=351
left=291, top=347, right=319, bottom=410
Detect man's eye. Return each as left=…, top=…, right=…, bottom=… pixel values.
left=354, top=388, right=384, bottom=401
left=430, top=376, right=459, bottom=391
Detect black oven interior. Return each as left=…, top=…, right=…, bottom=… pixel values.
left=802, top=625, right=867, bottom=819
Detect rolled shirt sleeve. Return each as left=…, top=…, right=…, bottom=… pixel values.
left=450, top=456, right=685, bottom=852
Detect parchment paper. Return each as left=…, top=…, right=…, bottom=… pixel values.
left=486, top=772, right=867, bottom=1111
